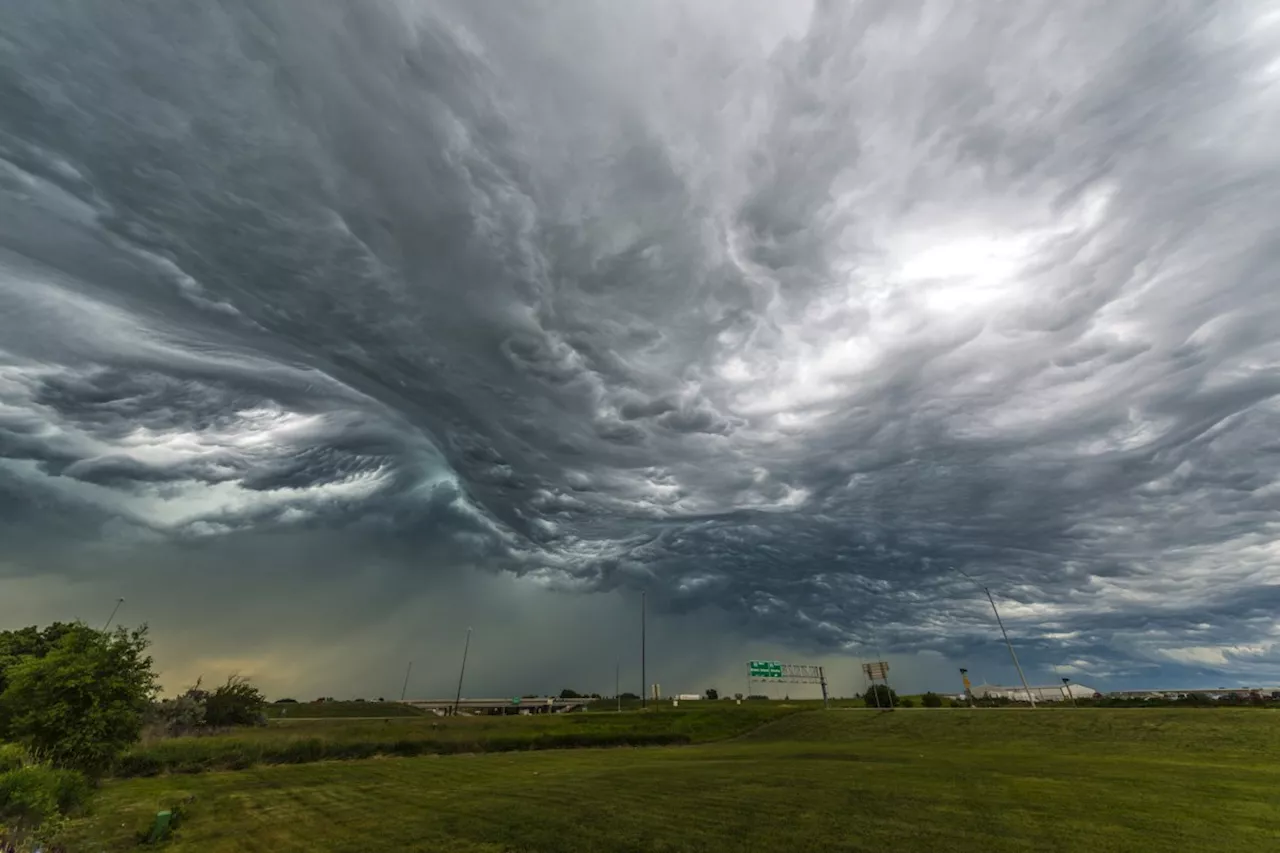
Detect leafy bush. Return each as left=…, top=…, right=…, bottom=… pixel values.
left=204, top=675, right=267, bottom=728
left=0, top=625, right=157, bottom=775
left=898, top=697, right=916, bottom=708
left=0, top=764, right=90, bottom=836
left=921, top=692, right=943, bottom=708
left=862, top=685, right=897, bottom=708
left=151, top=685, right=207, bottom=737
left=0, top=743, right=26, bottom=772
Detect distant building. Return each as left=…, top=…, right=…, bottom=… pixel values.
left=674, top=694, right=703, bottom=701
left=971, top=683, right=1096, bottom=702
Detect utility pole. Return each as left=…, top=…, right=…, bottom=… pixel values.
left=616, top=661, right=621, bottom=712
left=1062, top=677, right=1078, bottom=708
left=103, top=597, right=124, bottom=632
left=400, top=661, right=413, bottom=702
left=452, top=627, right=472, bottom=717
left=641, top=591, right=647, bottom=710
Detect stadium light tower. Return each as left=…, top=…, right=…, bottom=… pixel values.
left=954, top=569, right=1036, bottom=708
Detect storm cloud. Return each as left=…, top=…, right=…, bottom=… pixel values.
left=2, top=0, right=1279, bottom=695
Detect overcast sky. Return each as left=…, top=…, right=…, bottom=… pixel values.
left=2, top=1, right=1279, bottom=699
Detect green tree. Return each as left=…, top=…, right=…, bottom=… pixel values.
left=862, top=684, right=897, bottom=708
left=704, top=688, right=719, bottom=700
left=0, top=623, right=79, bottom=695
left=204, top=675, right=267, bottom=727
left=0, top=624, right=158, bottom=775
left=921, top=692, right=943, bottom=708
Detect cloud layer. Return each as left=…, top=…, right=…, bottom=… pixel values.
left=2, top=0, right=1280, bottom=691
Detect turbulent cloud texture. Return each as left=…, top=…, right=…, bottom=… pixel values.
left=2, top=0, right=1280, bottom=693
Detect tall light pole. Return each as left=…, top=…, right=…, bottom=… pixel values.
left=616, top=661, right=621, bottom=713
left=1062, top=676, right=1078, bottom=708
left=400, top=661, right=413, bottom=702
left=640, top=592, right=647, bottom=710
left=955, top=569, right=1036, bottom=708
left=103, top=597, right=124, bottom=632
left=452, top=627, right=472, bottom=717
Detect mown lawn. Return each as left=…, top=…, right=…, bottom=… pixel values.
left=63, top=709, right=1280, bottom=852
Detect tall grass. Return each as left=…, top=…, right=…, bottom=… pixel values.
left=115, top=705, right=797, bottom=777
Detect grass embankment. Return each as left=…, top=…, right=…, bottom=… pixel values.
left=65, top=708, right=1280, bottom=852
left=116, top=705, right=797, bottom=777
left=263, top=701, right=424, bottom=719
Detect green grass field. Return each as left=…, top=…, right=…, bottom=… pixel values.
left=62, top=709, right=1280, bottom=852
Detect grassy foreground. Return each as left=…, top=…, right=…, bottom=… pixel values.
left=64, top=709, right=1279, bottom=852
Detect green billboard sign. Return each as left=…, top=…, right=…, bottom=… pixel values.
left=748, top=660, right=783, bottom=679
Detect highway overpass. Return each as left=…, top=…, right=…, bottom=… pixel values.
left=399, top=697, right=592, bottom=714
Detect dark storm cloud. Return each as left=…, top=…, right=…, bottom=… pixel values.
left=2, top=0, right=1280, bottom=689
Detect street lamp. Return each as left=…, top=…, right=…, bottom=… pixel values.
left=954, top=569, right=1037, bottom=708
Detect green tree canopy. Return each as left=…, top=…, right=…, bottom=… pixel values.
left=204, top=675, right=266, bottom=727
left=0, top=623, right=79, bottom=695
left=0, top=624, right=158, bottom=775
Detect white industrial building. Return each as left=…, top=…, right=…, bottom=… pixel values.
left=971, top=683, right=1097, bottom=702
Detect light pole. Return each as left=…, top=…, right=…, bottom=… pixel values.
left=103, top=597, right=124, bottom=632
left=616, top=661, right=621, bottom=713
left=400, top=661, right=413, bottom=702
left=640, top=591, right=647, bottom=711
left=1061, top=677, right=1078, bottom=708
left=452, top=627, right=472, bottom=717
left=955, top=569, right=1036, bottom=708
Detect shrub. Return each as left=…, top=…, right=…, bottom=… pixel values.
left=204, top=676, right=266, bottom=728
left=862, top=685, right=897, bottom=708
left=150, top=688, right=207, bottom=737
left=0, top=743, right=26, bottom=772
left=921, top=692, right=943, bottom=708
left=898, top=697, right=916, bottom=708
left=0, top=764, right=90, bottom=837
